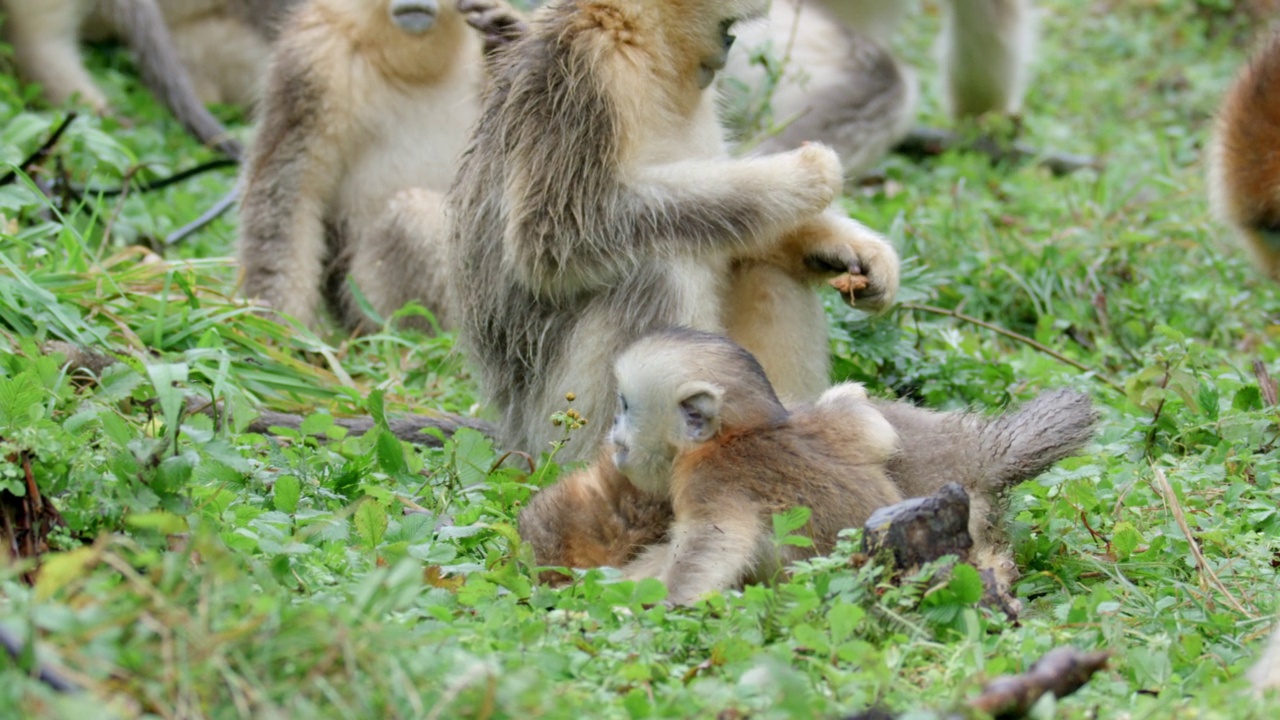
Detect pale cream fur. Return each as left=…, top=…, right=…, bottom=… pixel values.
left=238, top=0, right=487, bottom=330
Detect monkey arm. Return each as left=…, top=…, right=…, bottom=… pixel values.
left=630, top=510, right=765, bottom=605
left=237, top=34, right=348, bottom=329
left=504, top=145, right=843, bottom=293
left=458, top=0, right=528, bottom=58
left=747, top=208, right=901, bottom=313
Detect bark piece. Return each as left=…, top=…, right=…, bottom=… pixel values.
left=862, top=482, right=973, bottom=568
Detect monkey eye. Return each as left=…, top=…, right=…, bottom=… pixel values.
left=720, top=19, right=736, bottom=52
left=619, top=394, right=628, bottom=412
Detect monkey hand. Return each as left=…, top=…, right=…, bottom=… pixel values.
left=800, top=216, right=900, bottom=314
left=459, top=0, right=527, bottom=56
left=757, top=142, right=844, bottom=219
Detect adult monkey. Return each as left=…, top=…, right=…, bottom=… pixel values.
left=238, top=0, right=524, bottom=331
left=447, top=0, right=901, bottom=460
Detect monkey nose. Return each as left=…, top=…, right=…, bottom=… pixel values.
left=390, top=0, right=439, bottom=34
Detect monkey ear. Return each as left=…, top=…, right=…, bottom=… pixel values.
left=676, top=381, right=723, bottom=443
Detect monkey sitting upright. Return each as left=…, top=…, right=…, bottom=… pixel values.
left=1209, top=31, right=1280, bottom=281
left=238, top=0, right=519, bottom=330
left=448, top=0, right=901, bottom=464
left=518, top=329, right=1098, bottom=604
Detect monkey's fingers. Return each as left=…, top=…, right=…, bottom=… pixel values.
left=459, top=0, right=527, bottom=54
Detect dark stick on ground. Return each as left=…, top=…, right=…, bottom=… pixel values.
left=0, top=625, right=80, bottom=694
left=862, top=482, right=973, bottom=567
left=894, top=126, right=1101, bottom=177
left=0, top=114, right=78, bottom=187
left=842, top=647, right=1110, bottom=720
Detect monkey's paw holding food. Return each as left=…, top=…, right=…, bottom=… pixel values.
left=829, top=273, right=870, bottom=304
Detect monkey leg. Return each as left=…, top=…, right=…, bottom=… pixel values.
left=629, top=513, right=765, bottom=606
left=939, top=0, right=1036, bottom=117
left=339, top=189, right=453, bottom=333
left=6, top=0, right=109, bottom=110
left=722, top=261, right=832, bottom=403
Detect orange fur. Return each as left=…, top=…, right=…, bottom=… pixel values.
left=1210, top=32, right=1280, bottom=279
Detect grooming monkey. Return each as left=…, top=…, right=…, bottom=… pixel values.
left=1208, top=32, right=1280, bottom=281
left=0, top=0, right=294, bottom=157
left=238, top=0, right=521, bottom=330
left=448, top=0, right=901, bottom=462
left=518, top=329, right=1098, bottom=602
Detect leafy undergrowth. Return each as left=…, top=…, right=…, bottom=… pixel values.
left=3, top=1, right=1280, bottom=718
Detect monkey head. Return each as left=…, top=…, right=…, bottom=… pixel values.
left=607, top=328, right=786, bottom=495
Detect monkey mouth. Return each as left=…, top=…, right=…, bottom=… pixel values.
left=390, top=0, right=439, bottom=34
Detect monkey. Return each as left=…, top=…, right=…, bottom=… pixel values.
left=719, top=0, right=1035, bottom=177
left=603, top=328, right=904, bottom=604
left=446, top=0, right=901, bottom=465
left=0, top=0, right=296, bottom=158
left=1208, top=31, right=1280, bottom=281
left=517, top=329, right=1098, bottom=602
left=821, top=0, right=1036, bottom=120
left=721, top=0, right=917, bottom=177
left=237, top=0, right=523, bottom=331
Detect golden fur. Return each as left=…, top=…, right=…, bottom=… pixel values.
left=1208, top=32, right=1280, bottom=280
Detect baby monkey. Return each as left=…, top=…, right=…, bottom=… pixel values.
left=519, top=328, right=1098, bottom=605
left=607, top=328, right=903, bottom=604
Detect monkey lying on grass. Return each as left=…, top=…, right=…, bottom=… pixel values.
left=518, top=328, right=1097, bottom=605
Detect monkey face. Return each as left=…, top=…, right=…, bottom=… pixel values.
left=389, top=0, right=440, bottom=33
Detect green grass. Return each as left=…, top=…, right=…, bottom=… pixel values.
left=2, top=1, right=1280, bottom=717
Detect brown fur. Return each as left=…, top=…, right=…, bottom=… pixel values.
left=238, top=0, right=513, bottom=330
left=1209, top=32, right=1280, bottom=280
left=518, top=330, right=1097, bottom=603
left=447, top=0, right=899, bottom=462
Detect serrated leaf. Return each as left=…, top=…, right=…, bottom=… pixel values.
left=948, top=563, right=984, bottom=604
left=354, top=500, right=388, bottom=549
left=274, top=475, right=301, bottom=514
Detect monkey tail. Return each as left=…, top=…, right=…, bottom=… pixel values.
left=971, top=388, right=1097, bottom=494
left=1209, top=32, right=1280, bottom=280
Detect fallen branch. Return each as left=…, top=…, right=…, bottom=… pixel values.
left=894, top=126, right=1102, bottom=177
left=0, top=625, right=79, bottom=694
left=0, top=114, right=78, bottom=187
left=901, top=303, right=1124, bottom=396
left=44, top=342, right=495, bottom=448
left=843, top=647, right=1110, bottom=720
